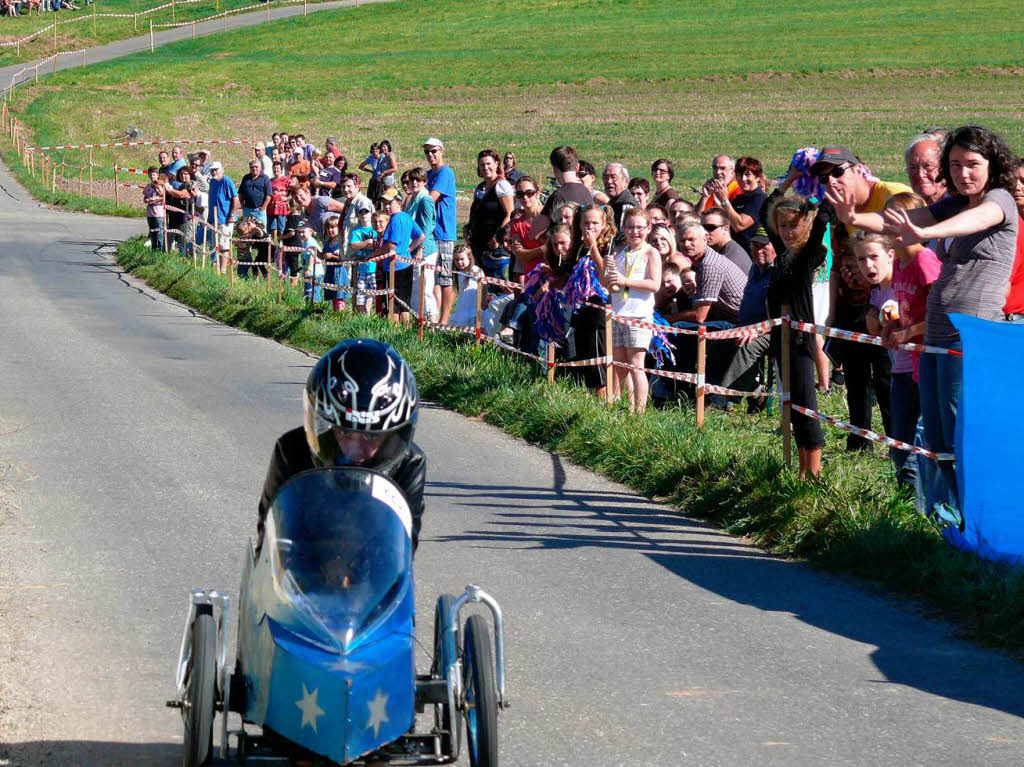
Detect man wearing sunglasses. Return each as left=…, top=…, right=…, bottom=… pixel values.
left=701, top=207, right=751, bottom=275
left=812, top=146, right=911, bottom=238
left=814, top=145, right=909, bottom=454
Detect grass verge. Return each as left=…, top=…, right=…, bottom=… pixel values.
left=118, top=236, right=1024, bottom=655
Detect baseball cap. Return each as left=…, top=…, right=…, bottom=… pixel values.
left=208, top=161, right=223, bottom=171
left=749, top=226, right=771, bottom=246
left=810, top=146, right=860, bottom=175
left=422, top=137, right=444, bottom=150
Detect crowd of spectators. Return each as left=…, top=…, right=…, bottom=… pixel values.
left=3, top=0, right=87, bottom=17
left=142, top=126, right=1024, bottom=521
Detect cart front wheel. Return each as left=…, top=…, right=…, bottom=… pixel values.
left=462, top=614, right=498, bottom=767
left=183, top=607, right=217, bottom=767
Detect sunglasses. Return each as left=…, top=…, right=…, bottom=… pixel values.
left=818, top=164, right=850, bottom=180
left=424, top=148, right=441, bottom=156
left=515, top=189, right=538, bottom=198
left=702, top=223, right=726, bottom=233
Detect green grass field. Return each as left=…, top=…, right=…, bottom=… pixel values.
left=5, top=0, right=1023, bottom=201
left=0, top=0, right=339, bottom=65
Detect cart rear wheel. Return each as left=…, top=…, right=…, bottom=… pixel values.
left=463, top=614, right=498, bottom=767
left=183, top=607, right=217, bottom=767
left=432, top=594, right=460, bottom=760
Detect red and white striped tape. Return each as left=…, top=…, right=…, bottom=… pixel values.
left=786, top=319, right=962, bottom=357
left=788, top=402, right=954, bottom=460
left=608, top=310, right=699, bottom=335
left=28, top=138, right=249, bottom=152
left=704, top=318, right=783, bottom=340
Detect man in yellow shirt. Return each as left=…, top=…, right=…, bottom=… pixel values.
left=813, top=146, right=912, bottom=235
left=814, top=145, right=911, bottom=451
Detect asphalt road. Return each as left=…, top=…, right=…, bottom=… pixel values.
left=1, top=7, right=1024, bottom=763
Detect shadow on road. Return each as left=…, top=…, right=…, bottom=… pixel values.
left=0, top=740, right=180, bottom=766
left=427, top=454, right=1024, bottom=721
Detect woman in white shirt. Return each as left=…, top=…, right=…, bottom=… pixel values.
left=607, top=208, right=662, bottom=413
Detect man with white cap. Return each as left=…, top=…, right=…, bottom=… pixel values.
left=206, top=161, right=240, bottom=274
left=424, top=137, right=457, bottom=324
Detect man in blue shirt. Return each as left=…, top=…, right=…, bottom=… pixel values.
left=206, top=162, right=240, bottom=274
left=238, top=160, right=273, bottom=227
left=371, top=196, right=425, bottom=328
left=424, top=137, right=457, bottom=324
left=166, top=145, right=187, bottom=176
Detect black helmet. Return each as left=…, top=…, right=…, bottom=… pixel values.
left=303, top=339, right=418, bottom=473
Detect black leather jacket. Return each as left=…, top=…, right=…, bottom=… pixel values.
left=256, top=426, right=426, bottom=553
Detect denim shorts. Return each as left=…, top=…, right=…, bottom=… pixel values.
left=268, top=214, right=287, bottom=233
left=242, top=207, right=267, bottom=227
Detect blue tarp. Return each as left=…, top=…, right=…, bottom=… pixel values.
left=947, top=313, right=1024, bottom=564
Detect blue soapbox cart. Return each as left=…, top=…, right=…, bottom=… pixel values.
left=169, top=467, right=507, bottom=766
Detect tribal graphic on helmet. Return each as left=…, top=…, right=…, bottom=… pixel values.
left=304, top=339, right=419, bottom=471
left=316, top=343, right=416, bottom=432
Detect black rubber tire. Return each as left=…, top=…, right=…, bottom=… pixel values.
left=432, top=594, right=460, bottom=760
left=463, top=614, right=498, bottom=767
left=183, top=608, right=217, bottom=767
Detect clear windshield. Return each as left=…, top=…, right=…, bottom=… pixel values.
left=266, top=467, right=412, bottom=651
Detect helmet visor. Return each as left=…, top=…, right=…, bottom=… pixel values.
left=304, top=397, right=408, bottom=469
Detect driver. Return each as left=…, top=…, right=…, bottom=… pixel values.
left=256, top=338, right=425, bottom=555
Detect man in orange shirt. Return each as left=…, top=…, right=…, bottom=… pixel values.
left=698, top=155, right=741, bottom=211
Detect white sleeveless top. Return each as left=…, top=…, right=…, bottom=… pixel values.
left=611, top=244, right=655, bottom=319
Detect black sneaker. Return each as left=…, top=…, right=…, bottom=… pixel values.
left=830, top=369, right=845, bottom=388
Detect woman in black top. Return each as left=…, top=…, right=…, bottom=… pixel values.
left=468, top=149, right=515, bottom=280
left=761, top=181, right=836, bottom=479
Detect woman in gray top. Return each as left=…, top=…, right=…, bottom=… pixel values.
left=838, top=124, right=1018, bottom=521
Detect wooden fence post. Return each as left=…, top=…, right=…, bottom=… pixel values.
left=149, top=21, right=154, bottom=52
left=780, top=305, right=792, bottom=469
left=696, top=324, right=706, bottom=428
left=134, top=12, right=138, bottom=31
left=162, top=205, right=169, bottom=253
left=171, top=0, right=175, bottom=21
left=88, top=147, right=93, bottom=188
left=387, top=258, right=396, bottom=319
left=474, top=278, right=483, bottom=346
left=417, top=260, right=426, bottom=340
left=92, top=2, right=97, bottom=36
left=605, top=310, right=614, bottom=406
left=51, top=166, right=56, bottom=194
left=546, top=343, right=556, bottom=385
left=78, top=164, right=83, bottom=196
left=113, top=165, right=120, bottom=205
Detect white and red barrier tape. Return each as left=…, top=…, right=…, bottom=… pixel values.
left=28, top=138, right=250, bottom=152
left=787, top=319, right=962, bottom=357
left=788, top=402, right=954, bottom=461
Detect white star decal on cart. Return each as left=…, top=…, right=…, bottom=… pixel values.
left=365, top=688, right=390, bottom=737
left=296, top=684, right=325, bottom=733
